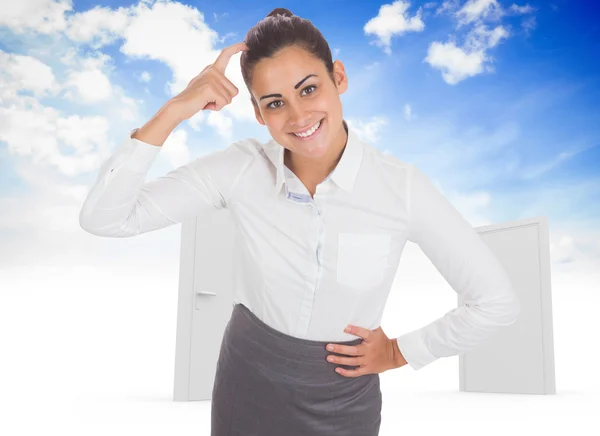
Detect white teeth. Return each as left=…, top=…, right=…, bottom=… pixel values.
left=293, top=120, right=321, bottom=138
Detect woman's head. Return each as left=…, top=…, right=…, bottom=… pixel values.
left=241, top=8, right=348, bottom=163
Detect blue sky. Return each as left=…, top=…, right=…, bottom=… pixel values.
left=0, top=0, right=598, bottom=270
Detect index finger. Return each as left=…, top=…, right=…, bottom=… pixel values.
left=213, top=42, right=248, bottom=73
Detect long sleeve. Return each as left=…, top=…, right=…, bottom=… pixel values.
left=79, top=128, right=255, bottom=237
left=395, top=164, right=520, bottom=371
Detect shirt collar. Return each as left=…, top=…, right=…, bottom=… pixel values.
left=264, top=119, right=363, bottom=196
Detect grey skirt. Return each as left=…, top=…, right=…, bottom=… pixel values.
left=211, top=303, right=382, bottom=436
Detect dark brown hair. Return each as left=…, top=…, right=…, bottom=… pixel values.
left=240, top=8, right=335, bottom=107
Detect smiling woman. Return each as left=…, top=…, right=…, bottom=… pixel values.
left=209, top=9, right=384, bottom=436
left=240, top=8, right=350, bottom=192
left=79, top=5, right=520, bottom=436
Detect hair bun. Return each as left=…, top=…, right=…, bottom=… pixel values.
left=266, top=8, right=293, bottom=18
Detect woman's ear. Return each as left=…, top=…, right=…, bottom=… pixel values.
left=333, top=60, right=348, bottom=94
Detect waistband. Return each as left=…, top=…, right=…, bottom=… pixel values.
left=234, top=302, right=363, bottom=347
left=224, top=303, right=365, bottom=383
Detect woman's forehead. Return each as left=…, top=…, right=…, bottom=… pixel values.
left=253, top=69, right=320, bottom=97
left=253, top=53, right=323, bottom=85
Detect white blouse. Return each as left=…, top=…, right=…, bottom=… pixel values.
left=79, top=120, right=520, bottom=370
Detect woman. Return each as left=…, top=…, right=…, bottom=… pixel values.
left=79, top=7, right=520, bottom=436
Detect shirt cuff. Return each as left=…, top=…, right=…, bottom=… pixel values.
left=396, top=330, right=438, bottom=371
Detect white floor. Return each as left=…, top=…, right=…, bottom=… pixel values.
left=1, top=265, right=598, bottom=435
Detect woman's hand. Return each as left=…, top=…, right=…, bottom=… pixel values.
left=168, top=41, right=248, bottom=121
left=325, top=325, right=408, bottom=377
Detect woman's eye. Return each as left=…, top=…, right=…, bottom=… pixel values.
left=267, top=85, right=317, bottom=109
left=302, top=85, right=316, bottom=95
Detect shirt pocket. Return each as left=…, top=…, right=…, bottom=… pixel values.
left=336, top=233, right=392, bottom=291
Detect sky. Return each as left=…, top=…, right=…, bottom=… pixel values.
left=1, top=0, right=599, bottom=434
left=0, top=0, right=598, bottom=272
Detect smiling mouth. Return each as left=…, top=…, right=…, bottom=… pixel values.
left=289, top=118, right=324, bottom=139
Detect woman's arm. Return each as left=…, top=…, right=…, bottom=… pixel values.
left=395, top=164, right=521, bottom=371
left=78, top=109, right=255, bottom=238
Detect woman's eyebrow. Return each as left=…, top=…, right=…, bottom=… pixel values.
left=259, top=74, right=318, bottom=101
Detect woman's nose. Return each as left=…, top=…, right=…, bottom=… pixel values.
left=288, top=105, right=312, bottom=128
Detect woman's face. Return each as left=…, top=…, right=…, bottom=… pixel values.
left=250, top=45, right=348, bottom=162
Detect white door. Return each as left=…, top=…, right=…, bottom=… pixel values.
left=460, top=216, right=556, bottom=395
left=173, top=207, right=236, bottom=401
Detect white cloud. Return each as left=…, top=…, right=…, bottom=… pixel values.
left=403, top=103, right=413, bottom=121
left=425, top=0, right=524, bottom=85
left=206, top=110, right=234, bottom=141
left=58, top=50, right=116, bottom=103
left=364, top=0, right=425, bottom=55
left=465, top=23, right=509, bottom=50
left=456, top=0, right=503, bottom=27
left=509, top=3, right=536, bottom=14
left=188, top=110, right=207, bottom=131
left=521, top=16, right=537, bottom=35
left=158, top=127, right=192, bottom=167
left=0, top=0, right=72, bottom=34
left=420, top=1, right=535, bottom=85
left=454, top=0, right=535, bottom=26
left=61, top=49, right=142, bottom=119
left=65, top=68, right=113, bottom=103
left=551, top=235, right=590, bottom=265
left=435, top=0, right=461, bottom=15
left=346, top=116, right=388, bottom=144
left=0, top=51, right=59, bottom=98
left=139, top=71, right=152, bottom=83
left=0, top=48, right=142, bottom=177
left=65, top=5, right=131, bottom=48
left=0, top=99, right=113, bottom=177
left=443, top=189, right=493, bottom=228
left=0, top=51, right=107, bottom=175
left=118, top=96, right=141, bottom=122
left=424, top=41, right=488, bottom=85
